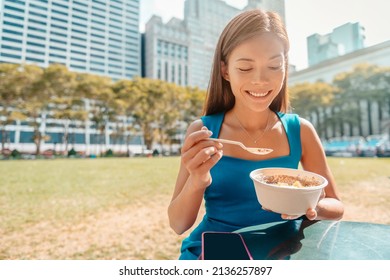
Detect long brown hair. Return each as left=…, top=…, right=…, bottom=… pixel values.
left=203, top=9, right=290, bottom=115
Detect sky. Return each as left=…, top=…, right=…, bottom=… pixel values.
left=139, top=0, right=390, bottom=70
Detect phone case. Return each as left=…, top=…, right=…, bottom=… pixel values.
left=201, top=231, right=253, bottom=260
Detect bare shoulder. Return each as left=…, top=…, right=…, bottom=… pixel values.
left=299, top=117, right=323, bottom=149
left=299, top=117, right=318, bottom=138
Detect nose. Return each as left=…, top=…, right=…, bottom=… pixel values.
left=250, top=69, right=269, bottom=85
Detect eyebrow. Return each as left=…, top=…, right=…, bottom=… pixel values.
left=235, top=54, right=283, bottom=62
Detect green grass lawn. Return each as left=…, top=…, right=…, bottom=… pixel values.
left=1, top=156, right=389, bottom=231
left=0, top=157, right=180, bottom=232
left=0, top=156, right=389, bottom=259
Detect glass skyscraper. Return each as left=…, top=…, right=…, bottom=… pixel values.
left=0, top=0, right=141, bottom=80
left=307, top=22, right=365, bottom=67
left=144, top=0, right=286, bottom=89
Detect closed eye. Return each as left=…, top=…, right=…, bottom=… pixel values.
left=238, top=68, right=252, bottom=72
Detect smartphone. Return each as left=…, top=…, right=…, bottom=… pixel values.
left=201, top=232, right=253, bottom=260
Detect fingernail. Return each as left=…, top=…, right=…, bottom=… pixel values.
left=207, top=130, right=213, bottom=136
left=206, top=147, right=215, bottom=155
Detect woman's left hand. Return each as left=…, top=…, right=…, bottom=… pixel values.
left=281, top=189, right=326, bottom=220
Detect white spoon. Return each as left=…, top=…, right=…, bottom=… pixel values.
left=208, top=138, right=273, bottom=155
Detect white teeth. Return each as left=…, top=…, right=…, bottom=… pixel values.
left=248, top=91, right=268, bottom=97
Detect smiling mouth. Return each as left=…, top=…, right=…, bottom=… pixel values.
left=247, top=90, right=272, bottom=97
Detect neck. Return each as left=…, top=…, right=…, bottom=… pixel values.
left=232, top=108, right=272, bottom=131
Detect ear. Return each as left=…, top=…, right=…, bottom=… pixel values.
left=220, top=61, right=229, bottom=81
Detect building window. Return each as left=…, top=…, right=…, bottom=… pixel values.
left=4, top=13, right=24, bottom=21
left=91, top=68, right=105, bottom=73
left=28, top=34, right=45, bottom=40
left=178, top=64, right=182, bottom=85
left=2, top=36, right=22, bottom=43
left=1, top=45, right=22, bottom=52
left=72, top=29, right=87, bottom=35
left=157, top=60, right=161, bottom=79
left=171, top=64, right=175, bottom=83
left=29, top=4, right=47, bottom=11
left=27, top=41, right=45, bottom=48
left=4, top=5, right=24, bottom=13
left=164, top=61, right=168, bottom=81
left=50, top=53, right=66, bottom=59
left=51, top=24, right=67, bottom=30
left=51, top=31, right=66, bottom=37
left=3, top=29, right=23, bottom=36
left=70, top=64, right=86, bottom=70
left=52, top=2, right=68, bottom=9
left=71, top=42, right=86, bottom=49
left=51, top=16, right=68, bottom=24
left=29, top=11, right=47, bottom=18
left=50, top=46, right=66, bottom=52
left=71, top=57, right=86, bottom=63
left=50, top=38, right=66, bottom=44
left=185, top=65, right=188, bottom=85
left=27, top=26, right=46, bottom=33
left=3, top=20, right=24, bottom=28
left=91, top=60, right=105, bottom=66
left=71, top=50, right=86, bottom=56
left=0, top=52, right=22, bottom=59
left=72, top=7, right=87, bottom=14
left=29, top=18, right=46, bottom=26
left=26, top=57, right=45, bottom=63
left=74, top=1, right=88, bottom=8
left=27, top=49, right=45, bottom=55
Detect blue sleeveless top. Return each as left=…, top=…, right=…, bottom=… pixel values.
left=179, top=112, right=302, bottom=260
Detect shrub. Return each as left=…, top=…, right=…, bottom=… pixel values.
left=105, top=149, right=114, bottom=157
left=68, top=148, right=77, bottom=157
left=11, top=149, right=21, bottom=159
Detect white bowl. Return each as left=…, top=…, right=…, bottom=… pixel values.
left=250, top=168, right=328, bottom=216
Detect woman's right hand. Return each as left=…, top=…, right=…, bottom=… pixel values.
left=180, top=126, right=223, bottom=190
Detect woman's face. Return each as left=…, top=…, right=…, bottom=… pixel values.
left=221, top=32, right=286, bottom=113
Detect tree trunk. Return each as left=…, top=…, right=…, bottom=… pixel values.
left=63, top=119, right=70, bottom=156
left=315, top=109, right=323, bottom=138
left=348, top=122, right=353, bottom=136
left=331, top=106, right=336, bottom=137
left=1, top=128, right=5, bottom=154
left=357, top=100, right=363, bottom=136
left=34, top=130, right=42, bottom=156
left=126, top=134, right=131, bottom=157
left=367, top=100, right=373, bottom=136
left=339, top=110, right=344, bottom=137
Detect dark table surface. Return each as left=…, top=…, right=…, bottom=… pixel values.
left=235, top=220, right=390, bottom=260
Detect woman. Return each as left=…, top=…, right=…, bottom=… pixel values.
left=168, top=9, right=344, bottom=260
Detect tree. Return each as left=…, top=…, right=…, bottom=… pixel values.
left=334, top=64, right=390, bottom=137
left=44, top=64, right=81, bottom=155
left=154, top=82, right=186, bottom=154
left=113, top=79, right=141, bottom=156
left=0, top=64, right=28, bottom=154
left=290, top=81, right=335, bottom=138
left=76, top=73, right=115, bottom=155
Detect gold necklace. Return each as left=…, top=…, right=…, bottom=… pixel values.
left=233, top=111, right=271, bottom=144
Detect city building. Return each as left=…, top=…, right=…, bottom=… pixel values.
left=289, top=40, right=390, bottom=138
left=144, top=0, right=286, bottom=89
left=0, top=0, right=141, bottom=80
left=307, top=22, right=365, bottom=67
left=290, top=40, right=390, bottom=85
left=0, top=0, right=143, bottom=156
left=144, top=15, right=189, bottom=86
left=244, top=0, right=285, bottom=23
